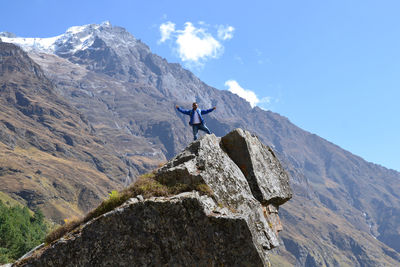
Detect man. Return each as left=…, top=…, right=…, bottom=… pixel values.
left=176, top=102, right=216, bottom=140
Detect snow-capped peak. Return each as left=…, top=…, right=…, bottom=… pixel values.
left=0, top=33, right=62, bottom=53
left=65, top=21, right=111, bottom=35
left=0, top=21, right=115, bottom=54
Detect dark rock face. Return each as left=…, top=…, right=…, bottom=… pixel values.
left=15, top=129, right=291, bottom=266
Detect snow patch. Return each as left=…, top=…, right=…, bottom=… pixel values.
left=1, top=35, right=62, bottom=53
left=1, top=21, right=112, bottom=54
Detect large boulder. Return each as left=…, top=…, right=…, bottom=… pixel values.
left=156, top=129, right=292, bottom=262
left=14, top=193, right=266, bottom=266
left=15, top=129, right=292, bottom=266
left=220, top=128, right=292, bottom=205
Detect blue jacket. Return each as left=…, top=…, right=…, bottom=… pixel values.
left=177, top=107, right=214, bottom=125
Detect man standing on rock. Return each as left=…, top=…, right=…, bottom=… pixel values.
left=176, top=102, right=216, bottom=141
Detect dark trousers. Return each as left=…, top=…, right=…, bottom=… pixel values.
left=192, top=123, right=211, bottom=140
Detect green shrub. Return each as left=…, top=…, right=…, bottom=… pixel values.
left=0, top=200, right=47, bottom=264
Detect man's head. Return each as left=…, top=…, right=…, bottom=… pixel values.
left=192, top=102, right=198, bottom=110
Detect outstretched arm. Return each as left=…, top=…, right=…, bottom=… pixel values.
left=201, top=107, right=216, bottom=115
left=176, top=105, right=191, bottom=115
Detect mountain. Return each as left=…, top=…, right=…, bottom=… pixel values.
left=2, top=22, right=400, bottom=266
left=0, top=41, right=137, bottom=223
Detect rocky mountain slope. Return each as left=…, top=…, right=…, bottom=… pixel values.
left=13, top=129, right=292, bottom=266
left=2, top=22, right=400, bottom=266
left=0, top=41, right=137, bottom=222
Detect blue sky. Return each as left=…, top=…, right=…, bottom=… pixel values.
left=2, top=0, right=400, bottom=171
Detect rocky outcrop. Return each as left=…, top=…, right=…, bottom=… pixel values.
left=220, top=128, right=292, bottom=205
left=14, top=129, right=292, bottom=266
left=156, top=129, right=292, bottom=252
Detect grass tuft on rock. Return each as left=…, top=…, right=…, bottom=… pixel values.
left=44, top=171, right=213, bottom=245
left=124, top=172, right=169, bottom=198
left=83, top=190, right=130, bottom=223
left=44, top=217, right=81, bottom=244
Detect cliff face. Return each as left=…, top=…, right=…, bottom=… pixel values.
left=14, top=129, right=292, bottom=266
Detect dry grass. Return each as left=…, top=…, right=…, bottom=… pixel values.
left=0, top=142, right=127, bottom=220
left=195, top=183, right=213, bottom=196
left=44, top=171, right=213, bottom=244
left=268, top=253, right=294, bottom=267
left=122, top=172, right=213, bottom=199
left=128, top=156, right=166, bottom=172
left=0, top=144, right=112, bottom=221
left=0, top=191, right=26, bottom=209
left=123, top=172, right=169, bottom=198
left=44, top=217, right=81, bottom=244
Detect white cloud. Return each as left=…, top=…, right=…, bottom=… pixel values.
left=217, top=25, right=235, bottom=40
left=159, top=21, right=175, bottom=43
left=225, top=80, right=260, bottom=108
left=225, top=80, right=271, bottom=108
left=159, top=21, right=234, bottom=67
left=176, top=22, right=222, bottom=62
